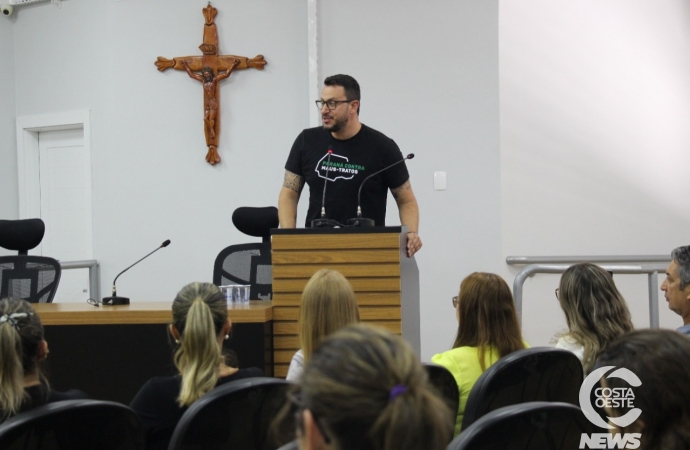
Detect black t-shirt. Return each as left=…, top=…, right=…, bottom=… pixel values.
left=129, top=367, right=263, bottom=450
left=285, top=124, right=410, bottom=227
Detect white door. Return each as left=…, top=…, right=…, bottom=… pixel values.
left=37, top=128, right=93, bottom=303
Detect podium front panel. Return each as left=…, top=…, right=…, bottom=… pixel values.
left=271, top=227, right=419, bottom=377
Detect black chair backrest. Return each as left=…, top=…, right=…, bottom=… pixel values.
left=461, top=347, right=583, bottom=430
left=232, top=207, right=279, bottom=244
left=424, top=363, right=460, bottom=420
left=448, top=402, right=595, bottom=450
left=0, top=256, right=62, bottom=303
left=0, top=219, right=45, bottom=256
left=213, top=243, right=272, bottom=300
left=168, top=377, right=295, bottom=450
left=0, top=399, right=145, bottom=450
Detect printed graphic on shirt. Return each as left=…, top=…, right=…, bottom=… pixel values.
left=315, top=152, right=366, bottom=182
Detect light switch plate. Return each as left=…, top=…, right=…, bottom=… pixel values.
left=434, top=171, right=447, bottom=190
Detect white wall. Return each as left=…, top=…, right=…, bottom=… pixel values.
left=5, top=0, right=689, bottom=360
left=500, top=0, right=690, bottom=346
left=0, top=14, right=17, bottom=227
left=319, top=0, right=502, bottom=359
left=12, top=0, right=309, bottom=301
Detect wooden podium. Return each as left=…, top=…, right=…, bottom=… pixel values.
left=270, top=226, right=420, bottom=377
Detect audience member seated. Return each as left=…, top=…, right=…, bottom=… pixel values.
left=593, top=329, right=690, bottom=450
left=0, top=297, right=87, bottom=423
left=130, top=282, right=262, bottom=450
left=285, top=269, right=359, bottom=381
left=294, top=324, right=453, bottom=450
left=554, top=262, right=633, bottom=372
left=431, top=272, right=527, bottom=436
left=661, top=245, right=690, bottom=335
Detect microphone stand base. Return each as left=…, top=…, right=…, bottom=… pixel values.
left=346, top=217, right=375, bottom=227
left=102, top=296, right=130, bottom=306
left=311, top=218, right=337, bottom=228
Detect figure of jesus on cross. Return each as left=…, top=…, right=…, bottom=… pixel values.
left=155, top=4, right=266, bottom=165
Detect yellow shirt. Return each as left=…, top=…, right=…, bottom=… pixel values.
left=431, top=343, right=529, bottom=436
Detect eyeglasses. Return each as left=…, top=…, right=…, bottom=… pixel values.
left=315, top=99, right=352, bottom=111
left=555, top=288, right=559, bottom=300
left=452, top=296, right=459, bottom=308
left=290, top=391, right=331, bottom=443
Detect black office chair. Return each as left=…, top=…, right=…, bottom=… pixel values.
left=424, top=363, right=460, bottom=421
left=448, top=402, right=595, bottom=450
left=213, top=207, right=278, bottom=300
left=168, top=377, right=295, bottom=450
left=461, top=347, right=583, bottom=430
left=0, top=219, right=61, bottom=303
left=0, top=399, right=145, bottom=450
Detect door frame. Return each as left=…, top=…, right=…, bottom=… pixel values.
left=16, top=110, right=92, bottom=256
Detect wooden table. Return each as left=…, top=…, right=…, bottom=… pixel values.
left=34, top=301, right=273, bottom=405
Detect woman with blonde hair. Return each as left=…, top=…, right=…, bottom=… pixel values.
left=285, top=269, right=359, bottom=381
left=130, top=282, right=262, bottom=450
left=555, top=263, right=634, bottom=373
left=431, top=272, right=527, bottom=436
left=295, top=324, right=454, bottom=450
left=0, top=298, right=86, bottom=422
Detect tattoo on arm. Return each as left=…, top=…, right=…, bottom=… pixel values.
left=391, top=180, right=411, bottom=199
left=283, top=170, right=304, bottom=194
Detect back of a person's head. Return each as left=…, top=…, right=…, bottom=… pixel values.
left=171, top=282, right=227, bottom=406
left=299, top=269, right=359, bottom=360
left=0, top=298, right=44, bottom=421
left=299, top=324, right=453, bottom=450
left=453, top=272, right=524, bottom=367
left=594, top=329, right=690, bottom=450
left=558, top=263, right=633, bottom=371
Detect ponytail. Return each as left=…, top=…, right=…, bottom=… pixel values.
left=0, top=320, right=25, bottom=420
left=171, top=283, right=227, bottom=407
left=0, top=299, right=44, bottom=422
left=373, top=386, right=451, bottom=450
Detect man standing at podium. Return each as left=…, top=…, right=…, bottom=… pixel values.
left=278, top=74, right=422, bottom=257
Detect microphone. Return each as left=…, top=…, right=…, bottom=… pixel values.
left=102, top=239, right=171, bottom=306
left=347, top=154, right=415, bottom=227
left=311, top=149, right=337, bottom=228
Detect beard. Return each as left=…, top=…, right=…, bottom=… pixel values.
left=323, top=114, right=348, bottom=133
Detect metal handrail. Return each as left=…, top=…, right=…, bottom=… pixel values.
left=513, top=263, right=667, bottom=328
left=59, top=259, right=100, bottom=300
left=507, top=255, right=670, bottom=265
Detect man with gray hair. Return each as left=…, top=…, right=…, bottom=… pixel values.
left=661, top=246, right=690, bottom=335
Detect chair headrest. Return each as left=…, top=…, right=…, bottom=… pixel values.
left=0, top=219, right=45, bottom=253
left=232, top=207, right=279, bottom=241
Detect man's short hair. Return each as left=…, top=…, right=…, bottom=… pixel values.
left=671, top=246, right=690, bottom=290
left=324, top=74, right=360, bottom=113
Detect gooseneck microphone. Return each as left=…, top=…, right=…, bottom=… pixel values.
left=347, top=153, right=415, bottom=227
left=102, top=239, right=171, bottom=306
left=311, top=149, right=337, bottom=228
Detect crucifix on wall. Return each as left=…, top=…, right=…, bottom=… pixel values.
left=155, top=3, right=267, bottom=165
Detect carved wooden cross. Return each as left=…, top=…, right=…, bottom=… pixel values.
left=155, top=4, right=266, bottom=165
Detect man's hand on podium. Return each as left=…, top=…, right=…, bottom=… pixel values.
left=407, top=231, right=422, bottom=257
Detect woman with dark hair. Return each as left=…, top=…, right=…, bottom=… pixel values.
left=431, top=272, right=527, bottom=435
left=555, top=263, right=634, bottom=372
left=130, top=282, right=262, bottom=450
left=0, top=298, right=86, bottom=422
left=594, top=329, right=690, bottom=450
left=295, top=324, right=453, bottom=450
